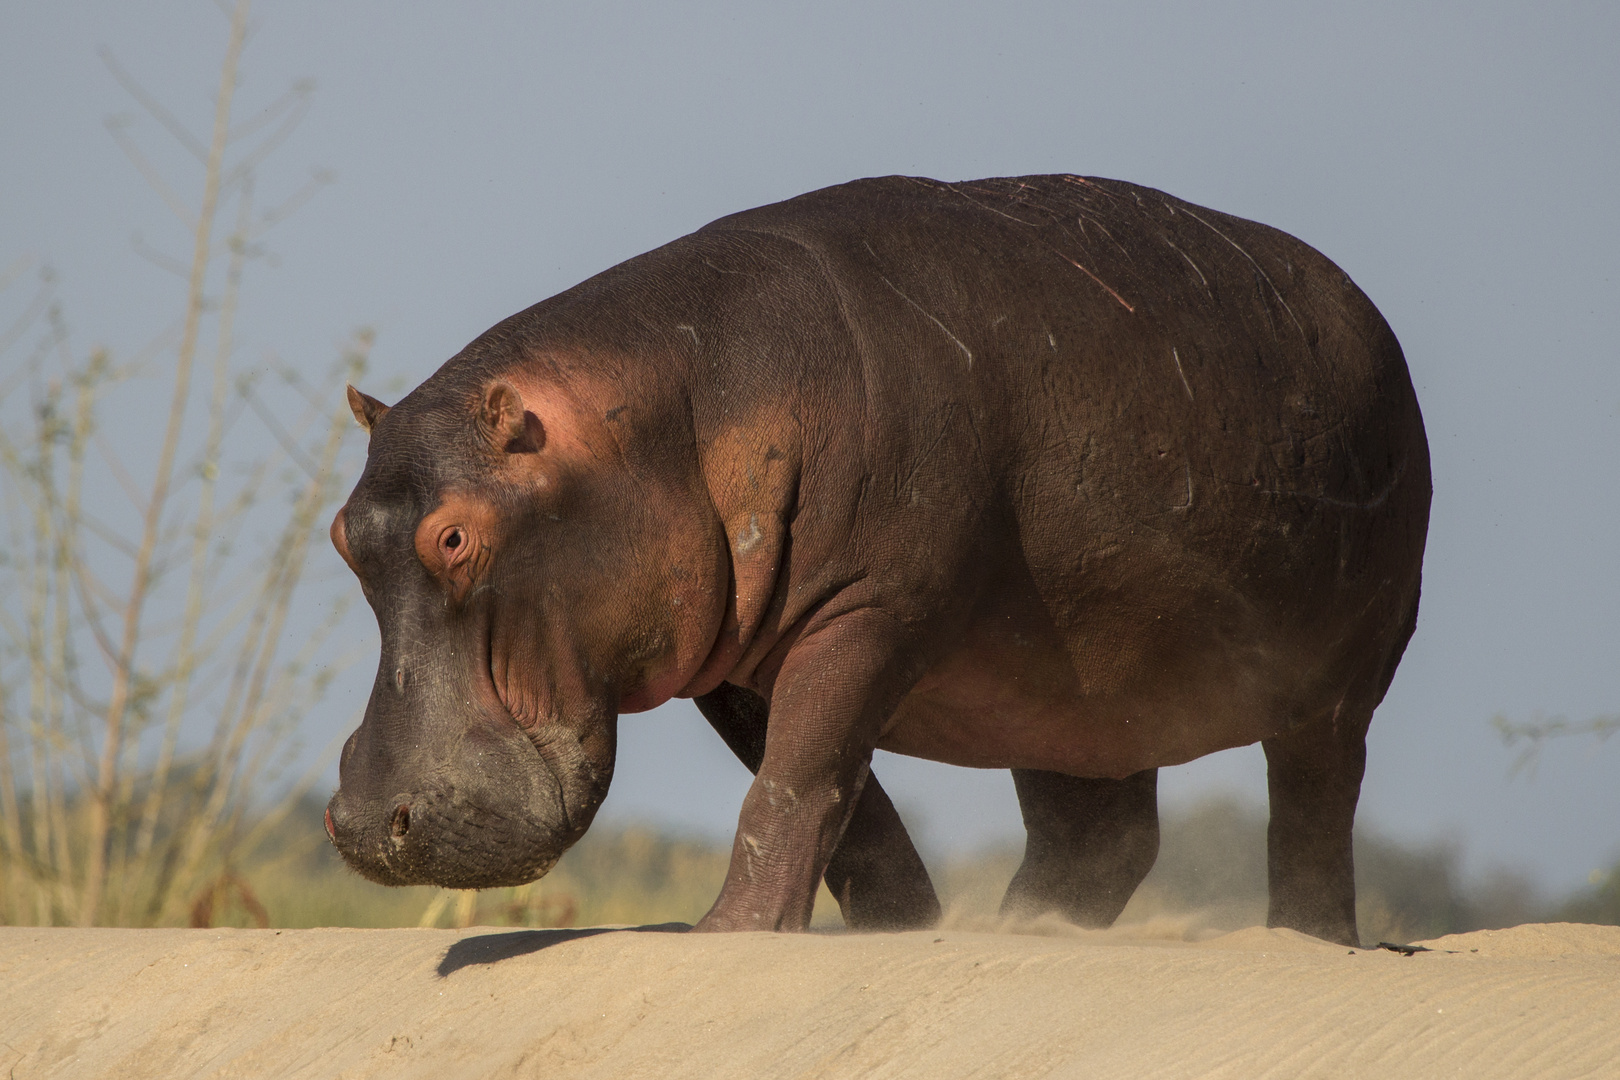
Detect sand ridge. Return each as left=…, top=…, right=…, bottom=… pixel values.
left=2, top=922, right=1616, bottom=1079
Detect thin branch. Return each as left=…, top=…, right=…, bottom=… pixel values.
left=119, top=318, right=186, bottom=380
left=243, top=387, right=322, bottom=479
left=91, top=433, right=150, bottom=517
left=0, top=253, right=35, bottom=293
left=99, top=47, right=209, bottom=163
left=0, top=272, right=55, bottom=362
left=227, top=79, right=314, bottom=144
left=103, top=115, right=196, bottom=231
left=73, top=509, right=142, bottom=560
left=0, top=681, right=28, bottom=921
left=157, top=343, right=361, bottom=921
left=65, top=558, right=120, bottom=669
left=79, top=0, right=253, bottom=928
left=131, top=172, right=257, bottom=888
left=263, top=351, right=333, bottom=412
left=255, top=167, right=333, bottom=232
left=220, top=95, right=311, bottom=195
left=130, top=233, right=192, bottom=280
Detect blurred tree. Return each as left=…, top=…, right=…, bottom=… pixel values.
left=1493, top=713, right=1619, bottom=776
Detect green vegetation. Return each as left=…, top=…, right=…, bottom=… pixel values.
left=1560, top=867, right=1620, bottom=927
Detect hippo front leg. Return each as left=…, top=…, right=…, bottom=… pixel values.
left=694, top=682, right=940, bottom=931
left=694, top=612, right=916, bottom=932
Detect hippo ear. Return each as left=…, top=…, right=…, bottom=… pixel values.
left=346, top=385, right=391, bottom=432
left=480, top=380, right=545, bottom=454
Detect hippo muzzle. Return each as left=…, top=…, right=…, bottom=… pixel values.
left=326, top=698, right=577, bottom=889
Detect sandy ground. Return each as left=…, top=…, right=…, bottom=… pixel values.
left=2, top=921, right=1617, bottom=1079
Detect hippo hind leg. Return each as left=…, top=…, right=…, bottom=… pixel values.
left=1264, top=591, right=1420, bottom=947
left=694, top=682, right=941, bottom=931
left=1262, top=702, right=1372, bottom=947
left=1000, top=768, right=1160, bottom=927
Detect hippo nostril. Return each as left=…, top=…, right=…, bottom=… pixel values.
left=390, top=803, right=411, bottom=841
left=324, top=807, right=336, bottom=843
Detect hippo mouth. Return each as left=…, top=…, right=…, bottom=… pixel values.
left=327, top=638, right=579, bottom=890
left=513, top=723, right=578, bottom=842
left=485, top=618, right=594, bottom=844
left=329, top=767, right=570, bottom=890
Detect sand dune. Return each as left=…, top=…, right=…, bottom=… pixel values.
left=2, top=921, right=1616, bottom=1079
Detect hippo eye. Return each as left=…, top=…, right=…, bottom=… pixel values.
left=414, top=504, right=489, bottom=594
left=438, top=526, right=468, bottom=564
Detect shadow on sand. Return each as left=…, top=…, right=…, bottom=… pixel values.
left=437, top=923, right=692, bottom=977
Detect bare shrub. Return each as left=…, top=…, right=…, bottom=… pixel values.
left=0, top=0, right=363, bottom=926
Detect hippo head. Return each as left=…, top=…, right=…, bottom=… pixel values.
left=324, top=374, right=727, bottom=888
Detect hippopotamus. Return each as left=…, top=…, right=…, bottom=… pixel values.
left=325, top=174, right=1429, bottom=946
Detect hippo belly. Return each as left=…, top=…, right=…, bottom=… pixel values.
left=877, top=583, right=1310, bottom=777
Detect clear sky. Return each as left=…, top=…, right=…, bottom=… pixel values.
left=3, top=1, right=1617, bottom=896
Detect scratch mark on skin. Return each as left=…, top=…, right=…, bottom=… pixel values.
left=901, top=402, right=962, bottom=497
left=1069, top=214, right=1131, bottom=261
left=1062, top=256, right=1135, bottom=313
left=1172, top=348, right=1195, bottom=401
left=1061, top=174, right=1128, bottom=204
left=1282, top=463, right=1405, bottom=510
left=865, top=242, right=974, bottom=367
left=932, top=180, right=1135, bottom=313
left=1176, top=463, right=1194, bottom=510
left=947, top=184, right=1050, bottom=227
left=1048, top=330, right=1058, bottom=351
left=1220, top=458, right=1408, bottom=510
left=758, top=777, right=800, bottom=811
left=1164, top=238, right=1210, bottom=291
left=1179, top=208, right=1305, bottom=339
left=735, top=513, right=764, bottom=554
left=676, top=324, right=700, bottom=347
